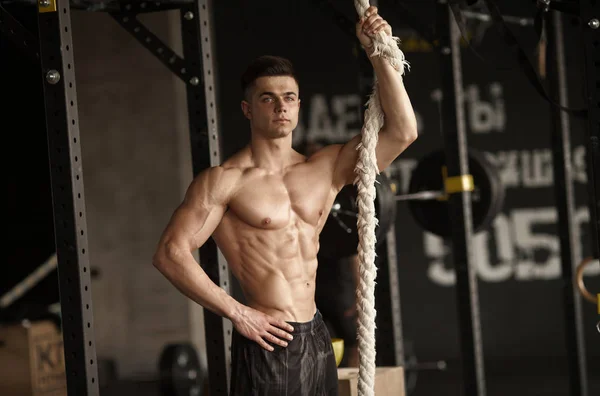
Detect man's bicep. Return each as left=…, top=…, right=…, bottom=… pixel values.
left=161, top=167, right=231, bottom=251
left=332, top=135, right=362, bottom=189
left=163, top=199, right=226, bottom=252
left=374, top=127, right=414, bottom=171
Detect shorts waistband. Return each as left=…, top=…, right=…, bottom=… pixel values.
left=285, top=310, right=324, bottom=335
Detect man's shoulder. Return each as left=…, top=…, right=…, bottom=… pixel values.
left=305, top=143, right=344, bottom=164
left=197, top=165, right=244, bottom=185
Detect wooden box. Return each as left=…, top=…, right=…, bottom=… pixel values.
left=338, top=366, right=405, bottom=396
left=0, top=320, right=67, bottom=396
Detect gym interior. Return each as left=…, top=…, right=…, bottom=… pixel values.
left=2, top=0, right=599, bottom=395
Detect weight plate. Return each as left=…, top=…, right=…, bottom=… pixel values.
left=319, top=173, right=396, bottom=259
left=407, top=148, right=504, bottom=239
left=158, top=343, right=204, bottom=396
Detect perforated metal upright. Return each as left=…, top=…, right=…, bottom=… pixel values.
left=546, top=9, right=589, bottom=396
left=111, top=1, right=231, bottom=394
left=579, top=0, right=600, bottom=267
left=436, top=2, right=486, bottom=395
left=37, top=0, right=99, bottom=394
left=180, top=1, right=233, bottom=395
left=4, top=0, right=230, bottom=395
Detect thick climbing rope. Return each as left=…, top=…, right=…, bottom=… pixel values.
left=352, top=1, right=408, bottom=395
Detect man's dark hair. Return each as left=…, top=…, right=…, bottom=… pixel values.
left=241, top=55, right=298, bottom=100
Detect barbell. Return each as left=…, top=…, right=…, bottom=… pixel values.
left=318, top=148, right=505, bottom=259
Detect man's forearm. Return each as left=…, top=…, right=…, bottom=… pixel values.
left=370, top=54, right=417, bottom=138
left=153, top=249, right=242, bottom=320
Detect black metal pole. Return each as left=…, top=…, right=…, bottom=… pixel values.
left=37, top=0, right=99, bottom=395
left=578, top=0, right=600, bottom=268
left=180, top=1, right=231, bottom=395
left=546, top=9, right=589, bottom=396
left=436, top=1, right=486, bottom=395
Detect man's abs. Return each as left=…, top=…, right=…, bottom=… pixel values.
left=213, top=209, right=321, bottom=322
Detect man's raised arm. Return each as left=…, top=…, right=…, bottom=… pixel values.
left=332, top=6, right=418, bottom=189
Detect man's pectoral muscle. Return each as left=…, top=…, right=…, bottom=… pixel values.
left=212, top=158, right=338, bottom=323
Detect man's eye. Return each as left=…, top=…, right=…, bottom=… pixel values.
left=286, top=97, right=295, bottom=102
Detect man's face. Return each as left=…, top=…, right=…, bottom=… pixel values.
left=241, top=76, right=300, bottom=139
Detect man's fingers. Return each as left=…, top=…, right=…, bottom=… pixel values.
left=271, top=318, right=295, bottom=333
left=269, top=325, right=294, bottom=341
left=367, top=19, right=386, bottom=34
left=365, top=5, right=378, bottom=17
left=257, top=337, right=275, bottom=352
left=264, top=332, right=289, bottom=347
left=363, top=14, right=381, bottom=30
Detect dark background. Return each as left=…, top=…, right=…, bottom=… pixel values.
left=2, top=0, right=599, bottom=394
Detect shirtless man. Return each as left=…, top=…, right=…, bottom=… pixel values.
left=152, top=7, right=417, bottom=396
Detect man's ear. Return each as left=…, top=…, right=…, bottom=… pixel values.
left=241, top=100, right=251, bottom=120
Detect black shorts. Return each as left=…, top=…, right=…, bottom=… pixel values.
left=229, top=310, right=339, bottom=396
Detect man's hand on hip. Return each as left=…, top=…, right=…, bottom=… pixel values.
left=232, top=306, right=295, bottom=352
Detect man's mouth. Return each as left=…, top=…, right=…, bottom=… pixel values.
left=274, top=119, right=290, bottom=123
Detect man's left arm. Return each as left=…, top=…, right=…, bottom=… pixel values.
left=332, top=7, right=418, bottom=189
left=369, top=52, right=418, bottom=170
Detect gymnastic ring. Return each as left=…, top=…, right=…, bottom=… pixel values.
left=575, top=257, right=597, bottom=304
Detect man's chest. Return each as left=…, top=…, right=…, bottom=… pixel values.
left=226, top=170, right=334, bottom=229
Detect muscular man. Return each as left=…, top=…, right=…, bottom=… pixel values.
left=153, top=7, right=417, bottom=396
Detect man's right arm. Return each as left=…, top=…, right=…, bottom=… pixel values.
left=152, top=166, right=240, bottom=319
left=152, top=166, right=294, bottom=351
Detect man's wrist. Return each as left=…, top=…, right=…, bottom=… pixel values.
left=225, top=299, right=243, bottom=323
left=362, top=44, right=375, bottom=57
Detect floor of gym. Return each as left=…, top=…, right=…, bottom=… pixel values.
left=98, top=357, right=600, bottom=396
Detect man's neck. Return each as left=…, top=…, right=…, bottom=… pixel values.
left=248, top=133, right=294, bottom=171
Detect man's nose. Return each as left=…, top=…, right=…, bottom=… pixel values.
left=275, top=99, right=287, bottom=112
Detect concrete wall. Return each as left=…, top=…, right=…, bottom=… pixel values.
left=71, top=9, right=205, bottom=378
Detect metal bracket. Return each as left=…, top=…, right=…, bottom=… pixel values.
left=116, top=1, right=189, bottom=13
left=0, top=4, right=40, bottom=62
left=109, top=12, right=201, bottom=86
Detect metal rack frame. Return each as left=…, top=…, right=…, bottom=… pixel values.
left=1, top=1, right=598, bottom=396
left=435, top=2, right=486, bottom=394
left=2, top=0, right=229, bottom=395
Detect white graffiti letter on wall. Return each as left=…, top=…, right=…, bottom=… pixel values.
left=424, top=206, right=599, bottom=285
left=307, top=94, right=334, bottom=141
left=512, top=208, right=561, bottom=280
left=474, top=214, right=514, bottom=282
left=332, top=95, right=361, bottom=139
left=521, top=150, right=553, bottom=188
left=424, top=232, right=455, bottom=286
left=465, top=83, right=506, bottom=134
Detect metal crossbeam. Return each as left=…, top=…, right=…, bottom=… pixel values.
left=109, top=11, right=197, bottom=84
left=115, top=1, right=188, bottom=13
